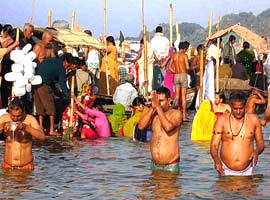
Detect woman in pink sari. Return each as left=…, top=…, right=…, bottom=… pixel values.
left=162, top=47, right=175, bottom=98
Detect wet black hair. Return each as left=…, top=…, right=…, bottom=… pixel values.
left=61, top=53, right=73, bottom=63
left=132, top=96, right=145, bottom=107
left=3, top=24, right=13, bottom=35
left=229, top=91, right=246, bottom=104
left=229, top=35, right=236, bottom=42
left=243, top=41, right=250, bottom=49
left=106, top=36, right=115, bottom=46
left=216, top=92, right=226, bottom=103
left=197, top=44, right=204, bottom=52
left=156, top=87, right=171, bottom=99
left=92, top=101, right=104, bottom=112
left=8, top=97, right=25, bottom=111
left=155, top=26, right=163, bottom=33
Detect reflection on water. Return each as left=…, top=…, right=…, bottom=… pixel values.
left=0, top=111, right=269, bottom=199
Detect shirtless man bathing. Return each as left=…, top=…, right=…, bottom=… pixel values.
left=0, top=97, right=45, bottom=170
left=170, top=41, right=190, bottom=121
left=211, top=91, right=264, bottom=176
left=138, top=87, right=182, bottom=172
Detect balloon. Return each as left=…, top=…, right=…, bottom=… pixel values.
left=14, top=85, right=26, bottom=97
left=10, top=50, right=25, bottom=62
left=26, top=51, right=36, bottom=61
left=31, top=75, right=42, bottom=85
left=24, top=72, right=34, bottom=80
left=4, top=72, right=23, bottom=82
left=14, top=78, right=28, bottom=87
left=26, top=83, right=32, bottom=92
left=11, top=63, right=24, bottom=73
left=22, top=44, right=32, bottom=55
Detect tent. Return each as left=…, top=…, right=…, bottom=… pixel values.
left=34, top=27, right=105, bottom=51
left=206, top=23, right=268, bottom=55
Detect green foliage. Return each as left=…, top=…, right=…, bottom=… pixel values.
left=62, top=127, right=74, bottom=140
left=139, top=8, right=270, bottom=47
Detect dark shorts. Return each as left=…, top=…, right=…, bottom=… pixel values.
left=34, top=84, right=55, bottom=116
left=134, top=124, right=152, bottom=142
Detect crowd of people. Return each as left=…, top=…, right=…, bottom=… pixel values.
left=0, top=22, right=269, bottom=177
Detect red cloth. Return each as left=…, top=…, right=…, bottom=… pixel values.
left=61, top=104, right=79, bottom=134
left=81, top=125, right=99, bottom=139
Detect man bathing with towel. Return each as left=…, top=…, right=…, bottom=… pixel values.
left=0, top=97, right=45, bottom=170
left=138, top=87, right=182, bottom=172
left=210, top=91, right=264, bottom=176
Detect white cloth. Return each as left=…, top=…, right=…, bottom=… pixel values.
left=150, top=33, right=170, bottom=60
left=203, top=60, right=215, bottom=103
left=138, top=42, right=154, bottom=92
left=221, top=160, right=253, bottom=176
left=113, top=82, right=138, bottom=108
left=206, top=44, right=218, bottom=61
left=86, top=49, right=100, bottom=69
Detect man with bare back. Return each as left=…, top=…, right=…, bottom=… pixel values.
left=245, top=88, right=266, bottom=114
left=170, top=41, right=190, bottom=121
left=211, top=91, right=264, bottom=176
left=138, top=87, right=182, bottom=172
left=0, top=97, right=45, bottom=170
left=33, top=30, right=55, bottom=64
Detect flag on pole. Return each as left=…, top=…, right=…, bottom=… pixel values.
left=119, top=30, right=125, bottom=47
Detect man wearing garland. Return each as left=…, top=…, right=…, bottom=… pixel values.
left=210, top=91, right=264, bottom=176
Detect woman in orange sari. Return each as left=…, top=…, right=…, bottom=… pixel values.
left=99, top=36, right=119, bottom=95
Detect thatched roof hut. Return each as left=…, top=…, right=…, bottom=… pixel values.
left=34, top=27, right=105, bottom=51
left=206, top=23, right=269, bottom=55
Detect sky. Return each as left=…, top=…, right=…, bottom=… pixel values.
left=1, top=0, right=270, bottom=39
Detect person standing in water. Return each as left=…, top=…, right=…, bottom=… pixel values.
left=138, top=87, right=182, bottom=172
left=170, top=41, right=190, bottom=121
left=210, top=91, right=264, bottom=176
left=0, top=97, right=45, bottom=170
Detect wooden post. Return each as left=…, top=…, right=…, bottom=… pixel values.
left=176, top=21, right=180, bottom=41
left=199, top=50, right=204, bottom=104
left=103, top=0, right=110, bottom=95
left=69, top=11, right=76, bottom=136
left=216, top=16, right=221, bottom=93
left=48, top=10, right=52, bottom=27
left=169, top=3, right=173, bottom=46
left=29, top=0, right=36, bottom=24
left=143, top=25, right=148, bottom=100
left=208, top=11, right=213, bottom=37
left=71, top=10, right=75, bottom=31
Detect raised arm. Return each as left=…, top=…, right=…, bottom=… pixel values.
left=137, top=107, right=155, bottom=130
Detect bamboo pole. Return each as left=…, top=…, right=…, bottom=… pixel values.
left=11, top=27, right=20, bottom=97
left=143, top=25, right=148, bottom=100
left=103, top=0, right=110, bottom=95
left=215, top=16, right=221, bottom=93
left=199, top=50, right=204, bottom=104
left=48, top=10, right=52, bottom=27
left=29, top=0, right=36, bottom=24
left=169, top=3, right=173, bottom=46
left=69, top=10, right=76, bottom=137
left=176, top=21, right=180, bottom=41
left=208, top=11, right=213, bottom=37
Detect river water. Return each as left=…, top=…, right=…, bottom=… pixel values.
left=0, top=111, right=270, bottom=199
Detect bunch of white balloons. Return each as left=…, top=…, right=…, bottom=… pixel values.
left=4, top=44, right=42, bottom=96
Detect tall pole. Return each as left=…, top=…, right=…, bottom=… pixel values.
left=29, top=0, right=36, bottom=24
left=69, top=10, right=76, bottom=136
left=142, top=0, right=148, bottom=100
left=199, top=50, right=204, bottom=104
left=169, top=3, right=173, bottom=46
left=208, top=11, right=213, bottom=37
left=216, top=16, right=221, bottom=93
left=48, top=10, right=52, bottom=27
left=175, top=21, right=180, bottom=41
left=103, top=0, right=110, bottom=95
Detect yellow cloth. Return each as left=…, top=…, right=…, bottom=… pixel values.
left=123, top=111, right=142, bottom=137
left=0, top=48, right=7, bottom=60
left=191, top=100, right=216, bottom=141
left=99, top=44, right=119, bottom=95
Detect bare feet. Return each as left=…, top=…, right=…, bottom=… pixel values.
left=49, top=130, right=60, bottom=136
